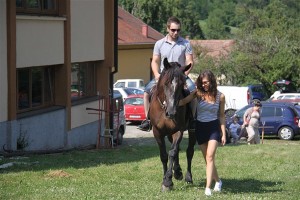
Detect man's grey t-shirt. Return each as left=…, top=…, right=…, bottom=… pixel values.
left=153, top=36, right=193, bottom=72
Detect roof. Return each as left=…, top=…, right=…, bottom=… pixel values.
left=118, top=7, right=164, bottom=45
left=190, top=40, right=235, bottom=58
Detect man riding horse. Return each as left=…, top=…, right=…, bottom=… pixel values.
left=138, top=16, right=197, bottom=131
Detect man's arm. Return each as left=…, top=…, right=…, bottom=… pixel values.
left=151, top=54, right=161, bottom=81
left=185, top=53, right=194, bottom=76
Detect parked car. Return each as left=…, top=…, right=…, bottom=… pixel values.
left=123, top=94, right=146, bottom=122
left=273, top=80, right=297, bottom=93
left=87, top=95, right=126, bottom=146
left=295, top=104, right=300, bottom=127
left=111, top=96, right=126, bottom=145
left=247, top=84, right=269, bottom=102
left=217, top=84, right=268, bottom=114
left=114, top=79, right=145, bottom=89
left=270, top=93, right=300, bottom=103
left=226, top=102, right=300, bottom=140
left=113, top=87, right=144, bottom=101
left=217, top=86, right=249, bottom=112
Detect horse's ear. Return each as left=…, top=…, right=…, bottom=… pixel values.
left=163, top=58, right=171, bottom=69
left=181, top=63, right=192, bottom=72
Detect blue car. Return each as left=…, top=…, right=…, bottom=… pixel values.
left=248, top=84, right=269, bottom=102
left=227, top=102, right=300, bottom=140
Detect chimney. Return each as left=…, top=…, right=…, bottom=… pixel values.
left=142, top=25, right=148, bottom=37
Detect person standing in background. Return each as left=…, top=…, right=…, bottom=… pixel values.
left=229, top=117, right=241, bottom=144
left=243, top=101, right=262, bottom=144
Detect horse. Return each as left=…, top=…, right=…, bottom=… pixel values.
left=149, top=58, right=196, bottom=191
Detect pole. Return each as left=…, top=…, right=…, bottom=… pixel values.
left=261, top=121, right=265, bottom=144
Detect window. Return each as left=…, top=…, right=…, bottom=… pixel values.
left=114, top=82, right=125, bottom=88
left=275, top=108, right=283, bottom=117
left=16, top=0, right=58, bottom=16
left=71, top=62, right=97, bottom=101
left=113, top=90, right=122, bottom=98
left=127, top=82, right=137, bottom=88
left=124, top=97, right=144, bottom=105
left=261, top=107, right=275, bottom=117
left=17, top=66, right=55, bottom=112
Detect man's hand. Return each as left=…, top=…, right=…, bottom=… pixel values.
left=155, top=74, right=160, bottom=82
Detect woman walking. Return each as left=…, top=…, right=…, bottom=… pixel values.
left=180, top=69, right=226, bottom=196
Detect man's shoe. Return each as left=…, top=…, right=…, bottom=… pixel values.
left=137, top=120, right=151, bottom=131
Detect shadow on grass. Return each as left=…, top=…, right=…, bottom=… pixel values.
left=183, top=178, right=283, bottom=194
left=222, top=178, right=284, bottom=194
left=0, top=137, right=193, bottom=174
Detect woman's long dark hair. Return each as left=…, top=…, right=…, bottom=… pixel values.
left=196, top=69, right=218, bottom=101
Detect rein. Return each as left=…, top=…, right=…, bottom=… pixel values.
left=156, top=91, right=181, bottom=116
left=157, top=96, right=166, bottom=110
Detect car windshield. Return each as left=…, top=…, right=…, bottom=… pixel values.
left=124, top=97, right=143, bottom=105
left=124, top=88, right=144, bottom=95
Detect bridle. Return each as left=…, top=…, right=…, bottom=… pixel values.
left=156, top=79, right=183, bottom=119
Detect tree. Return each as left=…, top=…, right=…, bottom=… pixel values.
left=226, top=0, right=300, bottom=92
left=118, top=0, right=205, bottom=39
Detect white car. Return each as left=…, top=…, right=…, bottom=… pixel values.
left=269, top=93, right=300, bottom=103
left=273, top=93, right=300, bottom=100
left=113, top=87, right=144, bottom=101
left=114, top=79, right=145, bottom=89
left=217, top=86, right=249, bottom=111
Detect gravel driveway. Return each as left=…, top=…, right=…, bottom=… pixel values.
left=122, top=122, right=156, bottom=146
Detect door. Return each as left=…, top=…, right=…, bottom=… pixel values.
left=260, top=106, right=282, bottom=134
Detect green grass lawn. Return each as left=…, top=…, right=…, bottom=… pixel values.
left=1, top=136, right=300, bottom=199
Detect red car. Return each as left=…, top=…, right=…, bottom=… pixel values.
left=124, top=94, right=146, bottom=122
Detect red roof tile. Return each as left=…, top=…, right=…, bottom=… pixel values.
left=118, top=7, right=164, bottom=45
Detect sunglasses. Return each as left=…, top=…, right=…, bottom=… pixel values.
left=170, top=29, right=181, bottom=32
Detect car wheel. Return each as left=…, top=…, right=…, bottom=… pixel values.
left=278, top=126, right=294, bottom=140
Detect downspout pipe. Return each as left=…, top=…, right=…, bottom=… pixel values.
left=110, top=0, right=118, bottom=136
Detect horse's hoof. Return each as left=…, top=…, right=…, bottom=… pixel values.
left=174, top=173, right=183, bottom=180
left=161, top=184, right=173, bottom=192
left=185, top=173, right=193, bottom=184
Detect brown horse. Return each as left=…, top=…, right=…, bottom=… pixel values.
left=149, top=58, right=196, bottom=191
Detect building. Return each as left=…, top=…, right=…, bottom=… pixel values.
left=0, top=0, right=117, bottom=152
left=116, top=7, right=164, bottom=84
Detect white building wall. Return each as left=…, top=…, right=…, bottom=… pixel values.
left=70, top=0, right=105, bottom=129
left=71, top=0, right=105, bottom=62
left=71, top=100, right=103, bottom=129
left=0, top=1, right=8, bottom=122
left=16, top=16, right=65, bottom=68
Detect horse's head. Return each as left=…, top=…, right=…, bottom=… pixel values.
left=157, top=58, right=192, bottom=119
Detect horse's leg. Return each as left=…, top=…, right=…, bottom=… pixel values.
left=153, top=131, right=168, bottom=176
left=162, top=132, right=182, bottom=191
left=185, top=129, right=196, bottom=184
left=172, top=133, right=183, bottom=181
left=159, top=138, right=168, bottom=176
